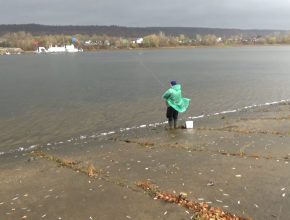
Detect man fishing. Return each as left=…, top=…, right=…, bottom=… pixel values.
left=162, top=80, right=191, bottom=129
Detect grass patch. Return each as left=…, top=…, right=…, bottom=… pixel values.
left=136, top=180, right=158, bottom=196
left=278, top=102, right=290, bottom=105
left=87, top=164, right=96, bottom=176
left=31, top=151, right=103, bottom=176
left=136, top=180, right=250, bottom=220
left=138, top=139, right=153, bottom=146
left=249, top=153, right=259, bottom=158
left=123, top=139, right=154, bottom=146
left=111, top=135, right=118, bottom=141
left=61, top=158, right=77, bottom=168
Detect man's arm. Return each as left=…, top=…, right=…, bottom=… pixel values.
left=162, top=89, right=172, bottom=99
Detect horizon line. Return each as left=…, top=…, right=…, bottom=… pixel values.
left=0, top=23, right=289, bottom=32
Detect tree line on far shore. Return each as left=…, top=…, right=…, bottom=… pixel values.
left=1, top=31, right=290, bottom=52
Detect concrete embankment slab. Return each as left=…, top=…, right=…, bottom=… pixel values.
left=1, top=103, right=290, bottom=219
left=0, top=156, right=191, bottom=220
left=25, top=133, right=290, bottom=219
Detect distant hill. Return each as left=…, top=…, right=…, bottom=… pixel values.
left=0, top=24, right=289, bottom=38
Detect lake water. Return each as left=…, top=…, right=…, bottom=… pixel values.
left=1, top=46, right=290, bottom=153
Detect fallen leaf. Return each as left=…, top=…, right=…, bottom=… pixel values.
left=207, top=182, right=214, bottom=186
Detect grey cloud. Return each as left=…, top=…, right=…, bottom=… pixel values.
left=1, top=0, right=290, bottom=30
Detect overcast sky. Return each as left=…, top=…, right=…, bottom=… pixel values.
left=1, top=0, right=290, bottom=30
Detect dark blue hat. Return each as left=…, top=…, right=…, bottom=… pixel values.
left=170, top=81, right=177, bottom=86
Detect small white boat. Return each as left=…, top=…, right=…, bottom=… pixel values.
left=5, top=51, right=10, bottom=55
left=35, top=44, right=83, bottom=54
left=65, top=44, right=83, bottom=53
left=47, top=44, right=83, bottom=53
left=47, top=45, right=66, bottom=53
left=34, top=47, right=49, bottom=54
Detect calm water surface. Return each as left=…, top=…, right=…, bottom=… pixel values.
left=1, top=46, right=290, bottom=153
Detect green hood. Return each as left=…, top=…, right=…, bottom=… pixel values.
left=162, top=85, right=190, bottom=112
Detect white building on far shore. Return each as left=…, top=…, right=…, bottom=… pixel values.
left=136, top=38, right=143, bottom=44
left=216, top=37, right=222, bottom=43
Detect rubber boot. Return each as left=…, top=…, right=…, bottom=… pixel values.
left=166, top=120, right=174, bottom=130
left=174, top=119, right=178, bottom=129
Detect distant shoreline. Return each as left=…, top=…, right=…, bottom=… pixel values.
left=2, top=43, right=289, bottom=55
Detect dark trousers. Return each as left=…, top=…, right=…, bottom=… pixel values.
left=166, top=106, right=178, bottom=121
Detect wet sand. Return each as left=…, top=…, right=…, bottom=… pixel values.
left=1, top=103, right=290, bottom=219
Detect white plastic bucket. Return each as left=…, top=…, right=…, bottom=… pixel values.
left=185, top=121, right=193, bottom=128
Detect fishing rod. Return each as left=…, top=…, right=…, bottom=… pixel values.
left=131, top=52, right=166, bottom=88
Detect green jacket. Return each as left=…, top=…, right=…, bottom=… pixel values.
left=162, top=84, right=190, bottom=112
